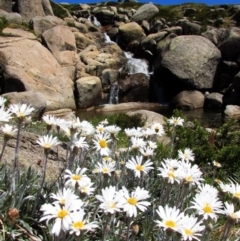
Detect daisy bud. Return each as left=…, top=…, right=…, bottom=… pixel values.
left=132, top=223, right=140, bottom=235
left=114, top=170, right=121, bottom=181
left=8, top=208, right=19, bottom=221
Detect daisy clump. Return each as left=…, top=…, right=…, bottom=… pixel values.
left=126, top=155, right=153, bottom=178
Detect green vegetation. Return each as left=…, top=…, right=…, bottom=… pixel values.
left=164, top=110, right=240, bottom=180
left=0, top=17, right=8, bottom=35
left=50, top=0, right=77, bottom=19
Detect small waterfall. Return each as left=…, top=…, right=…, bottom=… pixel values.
left=104, top=32, right=115, bottom=44
left=109, top=81, right=119, bottom=104
left=88, top=15, right=101, bottom=27
left=121, top=51, right=150, bottom=76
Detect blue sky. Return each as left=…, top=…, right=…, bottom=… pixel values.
left=54, top=0, right=240, bottom=6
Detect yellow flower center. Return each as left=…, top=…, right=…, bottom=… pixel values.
left=203, top=203, right=213, bottom=213
left=127, top=197, right=137, bottom=205
left=73, top=221, right=85, bottom=229
left=44, top=143, right=51, bottom=149
left=98, top=127, right=104, bottom=132
left=136, top=165, right=143, bottom=171
left=184, top=229, right=193, bottom=236
left=168, top=171, right=175, bottom=179
left=108, top=202, right=116, bottom=208
left=99, top=139, right=107, bottom=148
left=72, top=174, right=81, bottom=181
left=18, top=112, right=24, bottom=118
left=155, top=127, right=159, bottom=133
left=57, top=209, right=68, bottom=219
left=165, top=220, right=176, bottom=229
left=102, top=167, right=109, bottom=174
left=185, top=176, right=193, bottom=182
left=81, top=187, right=87, bottom=193
left=234, top=192, right=240, bottom=199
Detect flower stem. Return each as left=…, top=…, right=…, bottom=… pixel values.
left=0, top=139, right=7, bottom=163
left=102, top=214, right=112, bottom=241
left=32, top=152, right=48, bottom=215
left=125, top=217, right=132, bottom=241
left=13, top=120, right=22, bottom=182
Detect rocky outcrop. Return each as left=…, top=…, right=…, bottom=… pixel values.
left=218, top=27, right=240, bottom=60
left=171, top=90, right=205, bottom=110
left=2, top=91, right=46, bottom=119
left=30, top=16, right=66, bottom=37
left=118, top=22, right=146, bottom=49
left=0, top=37, right=75, bottom=111
left=132, top=4, right=159, bottom=23
left=42, top=25, right=79, bottom=68
left=76, top=76, right=102, bottom=108
left=224, top=105, right=240, bottom=118
left=18, top=0, right=54, bottom=22
left=118, top=73, right=149, bottom=103
left=154, top=35, right=221, bottom=91
left=1, top=1, right=240, bottom=119
left=0, top=10, right=22, bottom=24
left=204, top=92, right=223, bottom=109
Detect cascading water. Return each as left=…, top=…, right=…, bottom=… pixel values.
left=109, top=81, right=119, bottom=104
left=104, top=33, right=115, bottom=44
left=109, top=52, right=150, bottom=104
left=88, top=15, right=101, bottom=27
left=120, top=51, right=150, bottom=76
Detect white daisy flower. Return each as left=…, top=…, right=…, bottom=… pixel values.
left=40, top=201, right=74, bottom=236
left=36, top=135, right=60, bottom=152
left=168, top=117, right=184, bottom=126
left=93, top=133, right=111, bottom=156
left=139, top=146, right=154, bottom=157
left=190, top=187, right=223, bottom=221
left=130, top=136, right=146, bottom=151
left=105, top=125, right=121, bottom=136
left=142, top=127, right=155, bottom=138
left=96, top=124, right=105, bottom=133
left=221, top=202, right=240, bottom=221
left=71, top=135, right=89, bottom=151
left=65, top=167, right=90, bottom=188
left=9, top=103, right=35, bottom=119
left=178, top=215, right=205, bottom=241
left=228, top=182, right=240, bottom=200
left=152, top=123, right=165, bottom=136
left=69, top=209, right=98, bottom=236
left=95, top=186, right=123, bottom=214
left=158, top=161, right=180, bottom=184
left=80, top=120, right=95, bottom=136
left=50, top=188, right=83, bottom=207
left=0, top=106, right=12, bottom=122
left=147, top=141, right=157, bottom=149
left=125, top=127, right=143, bottom=138
left=42, top=115, right=56, bottom=127
left=213, top=160, right=222, bottom=168
left=178, top=148, right=195, bottom=162
left=126, top=155, right=153, bottom=178
left=94, top=160, right=116, bottom=176
left=79, top=178, right=95, bottom=196
left=0, top=96, right=7, bottom=107
left=1, top=124, right=17, bottom=140
left=120, top=186, right=150, bottom=217
left=155, top=205, right=183, bottom=232
left=99, top=119, right=108, bottom=125
left=177, top=160, right=203, bottom=185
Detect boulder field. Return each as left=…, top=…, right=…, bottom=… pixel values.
left=0, top=1, right=240, bottom=118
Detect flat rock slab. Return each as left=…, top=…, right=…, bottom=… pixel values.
left=95, top=102, right=166, bottom=112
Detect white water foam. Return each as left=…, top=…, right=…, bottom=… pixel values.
left=104, top=33, right=115, bottom=44
left=122, top=51, right=150, bottom=76
left=88, top=15, right=101, bottom=27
